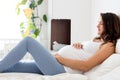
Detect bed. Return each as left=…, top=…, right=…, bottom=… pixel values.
left=1, top=53, right=120, bottom=80
left=1, top=40, right=120, bottom=80
left=0, top=73, right=87, bottom=80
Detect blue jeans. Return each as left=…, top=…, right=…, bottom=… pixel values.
left=0, top=37, right=65, bottom=75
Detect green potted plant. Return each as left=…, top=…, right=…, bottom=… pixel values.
left=16, top=0, right=47, bottom=38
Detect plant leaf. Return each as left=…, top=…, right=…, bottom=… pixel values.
left=37, top=0, right=43, bottom=5
left=17, top=8, right=20, bottom=15
left=29, top=23, right=35, bottom=30
left=43, top=14, right=47, bottom=22
left=34, top=28, right=40, bottom=36
left=20, top=22, right=25, bottom=29
left=29, top=1, right=36, bottom=9
left=21, top=0, right=27, bottom=5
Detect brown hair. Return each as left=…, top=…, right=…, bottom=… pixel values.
left=96, top=12, right=120, bottom=46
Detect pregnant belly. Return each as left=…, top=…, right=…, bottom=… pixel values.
left=57, top=45, right=91, bottom=61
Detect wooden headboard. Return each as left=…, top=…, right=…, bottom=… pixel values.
left=51, top=19, right=71, bottom=50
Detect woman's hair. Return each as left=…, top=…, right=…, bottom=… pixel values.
left=97, top=12, right=120, bottom=46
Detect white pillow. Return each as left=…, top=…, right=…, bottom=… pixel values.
left=84, top=54, right=120, bottom=80
left=116, top=39, right=120, bottom=53
left=52, top=41, right=67, bottom=51
left=97, top=67, right=120, bottom=80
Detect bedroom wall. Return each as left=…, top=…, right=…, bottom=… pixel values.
left=52, top=0, right=91, bottom=43
left=91, top=0, right=120, bottom=38
left=48, top=0, right=120, bottom=50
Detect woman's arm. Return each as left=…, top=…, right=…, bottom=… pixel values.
left=55, top=42, right=115, bottom=72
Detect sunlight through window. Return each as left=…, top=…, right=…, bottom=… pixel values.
left=0, top=0, right=25, bottom=39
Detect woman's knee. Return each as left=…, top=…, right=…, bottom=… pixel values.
left=23, top=36, right=35, bottom=43
left=24, top=36, right=33, bottom=40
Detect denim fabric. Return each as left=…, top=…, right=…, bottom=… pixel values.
left=0, top=37, right=65, bottom=75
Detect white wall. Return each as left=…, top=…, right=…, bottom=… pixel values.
left=51, top=0, right=120, bottom=44
left=52, top=0, right=91, bottom=43
left=91, top=0, right=120, bottom=38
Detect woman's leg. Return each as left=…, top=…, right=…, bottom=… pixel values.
left=0, top=37, right=65, bottom=75
left=0, top=37, right=28, bottom=72
left=3, top=62, right=43, bottom=74
left=26, top=37, right=65, bottom=75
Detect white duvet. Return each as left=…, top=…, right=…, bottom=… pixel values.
left=0, top=73, right=88, bottom=80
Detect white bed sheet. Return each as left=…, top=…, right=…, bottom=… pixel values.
left=0, top=73, right=88, bottom=80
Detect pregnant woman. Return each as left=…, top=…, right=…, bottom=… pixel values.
left=0, top=12, right=120, bottom=75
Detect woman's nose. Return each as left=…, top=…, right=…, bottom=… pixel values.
left=97, top=24, right=100, bottom=28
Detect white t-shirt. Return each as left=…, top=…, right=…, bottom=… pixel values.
left=57, top=40, right=102, bottom=74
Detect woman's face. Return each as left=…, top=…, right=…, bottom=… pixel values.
left=97, top=17, right=104, bottom=35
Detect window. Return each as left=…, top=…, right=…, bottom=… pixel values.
left=0, top=0, right=25, bottom=59
left=0, top=0, right=25, bottom=39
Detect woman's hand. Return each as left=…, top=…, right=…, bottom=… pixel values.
left=54, top=54, right=64, bottom=64
left=72, top=42, right=83, bottom=49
